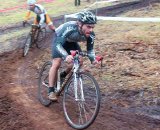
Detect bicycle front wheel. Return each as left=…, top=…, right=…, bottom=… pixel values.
left=38, top=61, right=52, bottom=106
left=63, top=72, right=101, bottom=129
left=23, top=34, right=32, bottom=57
left=36, top=28, right=46, bottom=48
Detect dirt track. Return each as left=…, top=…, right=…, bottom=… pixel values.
left=1, top=0, right=160, bottom=130
left=1, top=49, right=160, bottom=129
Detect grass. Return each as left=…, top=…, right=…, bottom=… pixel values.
left=0, top=28, right=29, bottom=42
left=95, top=20, right=160, bottom=45
left=0, top=0, right=95, bottom=26
left=0, top=0, right=138, bottom=26
left=0, top=0, right=24, bottom=9
left=1, top=0, right=160, bottom=44
left=91, top=3, right=160, bottom=92
left=0, top=0, right=125, bottom=43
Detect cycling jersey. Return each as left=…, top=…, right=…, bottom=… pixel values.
left=25, top=4, right=52, bottom=25
left=52, top=21, right=96, bottom=62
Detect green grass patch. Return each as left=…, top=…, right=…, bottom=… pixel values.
left=0, top=0, right=95, bottom=26
left=0, top=0, right=132, bottom=26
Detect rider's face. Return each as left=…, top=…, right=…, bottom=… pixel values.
left=81, top=24, right=95, bottom=37
left=28, top=4, right=35, bottom=10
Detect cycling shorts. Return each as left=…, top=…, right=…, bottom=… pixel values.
left=34, top=14, right=53, bottom=25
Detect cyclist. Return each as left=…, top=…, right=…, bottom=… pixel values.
left=48, top=10, right=98, bottom=101
left=23, top=0, right=55, bottom=31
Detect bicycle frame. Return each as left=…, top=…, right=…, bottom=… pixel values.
left=30, top=25, right=40, bottom=44
left=55, top=52, right=83, bottom=97
left=72, top=55, right=85, bottom=101
left=56, top=70, right=73, bottom=96
left=56, top=50, right=102, bottom=100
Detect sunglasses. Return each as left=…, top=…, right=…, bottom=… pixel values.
left=29, top=4, right=34, bottom=7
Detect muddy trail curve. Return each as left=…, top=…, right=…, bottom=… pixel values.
left=1, top=0, right=160, bottom=130
left=1, top=48, right=160, bottom=129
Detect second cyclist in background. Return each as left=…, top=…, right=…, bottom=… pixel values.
left=23, top=0, right=55, bottom=31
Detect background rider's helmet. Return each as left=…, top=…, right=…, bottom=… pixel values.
left=27, top=0, right=36, bottom=5
left=78, top=10, right=97, bottom=24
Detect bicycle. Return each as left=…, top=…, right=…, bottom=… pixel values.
left=38, top=50, right=103, bottom=129
left=23, top=22, right=46, bottom=57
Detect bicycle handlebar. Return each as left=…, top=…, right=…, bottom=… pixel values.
left=23, top=21, right=40, bottom=29
left=70, top=50, right=104, bottom=68
left=70, top=50, right=103, bottom=62
left=70, top=50, right=88, bottom=57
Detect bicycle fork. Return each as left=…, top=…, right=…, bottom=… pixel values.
left=74, top=73, right=85, bottom=101
left=74, top=73, right=88, bottom=123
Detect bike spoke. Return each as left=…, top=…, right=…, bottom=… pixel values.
left=78, top=101, right=90, bottom=124
left=65, top=91, right=75, bottom=100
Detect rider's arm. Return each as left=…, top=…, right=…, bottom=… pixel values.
left=55, top=24, right=76, bottom=60
left=87, top=49, right=96, bottom=62
left=86, top=33, right=96, bottom=62
left=55, top=37, right=69, bottom=60
left=24, top=10, right=31, bottom=21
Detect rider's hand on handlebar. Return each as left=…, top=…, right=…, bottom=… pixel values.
left=92, top=56, right=103, bottom=65
left=65, top=55, right=74, bottom=63
left=23, top=20, right=27, bottom=27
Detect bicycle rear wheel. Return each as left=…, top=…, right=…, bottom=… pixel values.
left=63, top=72, right=101, bottom=129
left=38, top=61, right=52, bottom=106
left=36, top=28, right=46, bottom=48
left=23, top=34, right=32, bottom=57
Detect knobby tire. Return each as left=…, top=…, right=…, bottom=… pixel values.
left=36, top=28, right=46, bottom=49
left=23, top=34, right=32, bottom=57
left=63, top=72, right=101, bottom=129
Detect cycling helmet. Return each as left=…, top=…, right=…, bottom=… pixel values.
left=78, top=10, right=97, bottom=24
left=27, top=0, right=36, bottom=5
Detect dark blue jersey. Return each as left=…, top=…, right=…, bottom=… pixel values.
left=54, top=21, right=96, bottom=61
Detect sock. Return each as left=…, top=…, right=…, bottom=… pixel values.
left=48, top=87, right=55, bottom=93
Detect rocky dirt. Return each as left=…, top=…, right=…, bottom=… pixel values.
left=1, top=0, right=160, bottom=130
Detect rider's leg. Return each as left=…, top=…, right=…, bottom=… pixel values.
left=61, top=42, right=82, bottom=77
left=48, top=58, right=62, bottom=101
left=60, top=63, right=72, bottom=80
left=60, top=56, right=83, bottom=80
left=66, top=63, right=73, bottom=73
left=32, top=16, right=39, bottom=40
left=34, top=16, right=39, bottom=25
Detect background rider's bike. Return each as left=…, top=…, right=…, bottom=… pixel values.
left=23, top=22, right=46, bottom=57
left=38, top=50, right=103, bottom=130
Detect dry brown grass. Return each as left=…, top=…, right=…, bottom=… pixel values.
left=91, top=2, right=160, bottom=95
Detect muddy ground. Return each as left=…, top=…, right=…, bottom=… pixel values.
left=1, top=0, right=160, bottom=130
